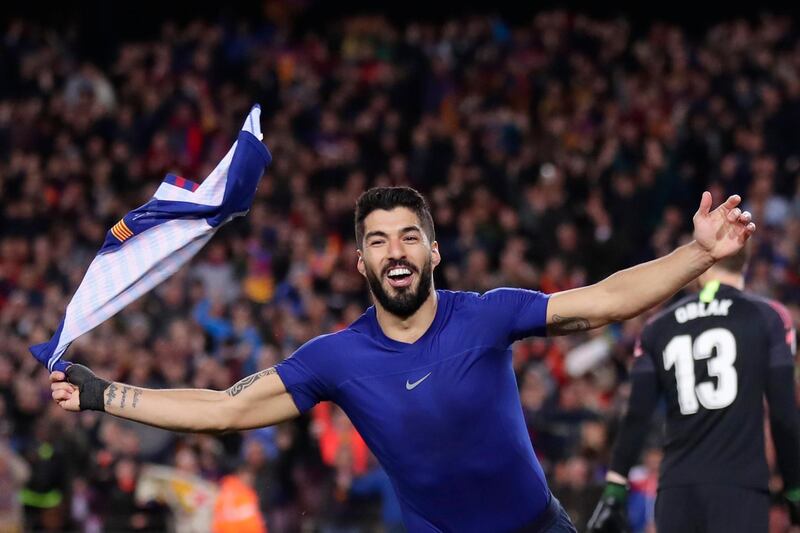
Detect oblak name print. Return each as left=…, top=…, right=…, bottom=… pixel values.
left=674, top=299, right=733, bottom=324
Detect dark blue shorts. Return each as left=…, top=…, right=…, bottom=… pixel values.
left=513, top=493, right=578, bottom=533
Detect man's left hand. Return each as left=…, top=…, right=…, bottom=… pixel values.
left=692, top=192, right=756, bottom=260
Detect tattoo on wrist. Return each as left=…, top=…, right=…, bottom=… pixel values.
left=105, top=384, right=118, bottom=408
left=226, top=367, right=277, bottom=397
left=105, top=385, right=144, bottom=410
left=548, top=314, right=591, bottom=335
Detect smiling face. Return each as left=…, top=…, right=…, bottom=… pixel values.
left=357, top=207, right=440, bottom=319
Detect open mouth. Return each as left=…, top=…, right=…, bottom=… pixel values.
left=385, top=266, right=415, bottom=288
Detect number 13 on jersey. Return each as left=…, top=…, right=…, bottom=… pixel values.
left=664, top=328, right=738, bottom=415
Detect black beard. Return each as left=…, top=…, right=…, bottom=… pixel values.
left=365, top=258, right=433, bottom=319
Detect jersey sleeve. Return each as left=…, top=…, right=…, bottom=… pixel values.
left=609, top=324, right=661, bottom=476
left=275, top=336, right=336, bottom=413
left=759, top=300, right=800, bottom=489
left=763, top=300, right=797, bottom=368
left=479, top=287, right=551, bottom=342
left=631, top=323, right=658, bottom=374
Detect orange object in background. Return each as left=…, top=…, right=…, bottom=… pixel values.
left=212, top=474, right=267, bottom=533
left=313, top=403, right=369, bottom=475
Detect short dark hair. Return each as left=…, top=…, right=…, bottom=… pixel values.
left=714, top=241, right=751, bottom=274
left=354, top=187, right=435, bottom=249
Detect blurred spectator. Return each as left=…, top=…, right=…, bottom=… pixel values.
left=0, top=438, right=30, bottom=533
left=1, top=8, right=800, bottom=532
left=101, top=457, right=167, bottom=532
left=213, top=465, right=268, bottom=533
left=314, top=404, right=369, bottom=476
left=349, top=464, right=404, bottom=533
left=551, top=456, right=603, bottom=530
left=20, top=420, right=69, bottom=532
left=626, top=448, right=661, bottom=533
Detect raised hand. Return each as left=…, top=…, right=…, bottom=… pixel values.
left=692, top=192, right=756, bottom=260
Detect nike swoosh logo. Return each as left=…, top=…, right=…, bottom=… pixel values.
left=406, top=372, right=432, bottom=390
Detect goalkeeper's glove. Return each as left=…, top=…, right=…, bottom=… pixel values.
left=587, top=481, right=630, bottom=533
left=784, top=487, right=800, bottom=526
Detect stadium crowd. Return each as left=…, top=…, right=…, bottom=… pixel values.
left=1, top=6, right=800, bottom=532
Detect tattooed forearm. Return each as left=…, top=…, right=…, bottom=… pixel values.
left=226, top=367, right=277, bottom=397
left=109, top=386, right=143, bottom=410
left=132, top=388, right=142, bottom=408
left=105, top=384, right=118, bottom=407
left=547, top=314, right=592, bottom=336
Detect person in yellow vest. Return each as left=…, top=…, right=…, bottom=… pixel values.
left=212, top=466, right=268, bottom=533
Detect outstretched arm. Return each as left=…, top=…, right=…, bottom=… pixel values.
left=607, top=370, right=661, bottom=482
left=547, top=192, right=755, bottom=335
left=50, top=364, right=300, bottom=433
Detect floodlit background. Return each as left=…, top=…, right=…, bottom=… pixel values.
left=1, top=1, right=799, bottom=531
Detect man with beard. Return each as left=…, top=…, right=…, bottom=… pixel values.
left=50, top=187, right=755, bottom=532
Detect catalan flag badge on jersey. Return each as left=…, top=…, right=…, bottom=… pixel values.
left=30, top=105, right=272, bottom=373
left=110, top=219, right=134, bottom=242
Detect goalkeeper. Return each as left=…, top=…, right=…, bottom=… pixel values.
left=588, top=249, right=800, bottom=533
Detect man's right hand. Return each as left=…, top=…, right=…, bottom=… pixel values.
left=50, top=369, right=81, bottom=411
left=51, top=364, right=111, bottom=412
left=587, top=481, right=630, bottom=533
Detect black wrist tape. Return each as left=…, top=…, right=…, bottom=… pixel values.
left=80, top=377, right=111, bottom=412
left=66, top=364, right=111, bottom=412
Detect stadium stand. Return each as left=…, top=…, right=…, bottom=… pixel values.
left=1, top=7, right=799, bottom=532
